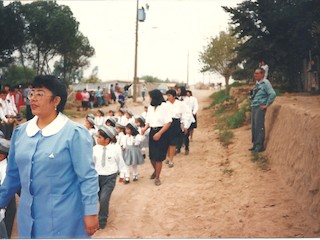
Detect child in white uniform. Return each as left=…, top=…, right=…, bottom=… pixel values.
left=93, top=125, right=126, bottom=229
left=134, top=115, right=149, bottom=159
left=115, top=122, right=127, bottom=183
left=84, top=117, right=97, bottom=146
left=122, top=122, right=145, bottom=183
left=94, top=109, right=105, bottom=129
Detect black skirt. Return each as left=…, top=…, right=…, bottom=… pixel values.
left=190, top=114, right=197, bottom=129
left=149, top=127, right=169, bottom=161
left=167, top=118, right=182, bottom=146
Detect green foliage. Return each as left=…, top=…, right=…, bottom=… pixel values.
left=199, top=29, right=239, bottom=88
left=274, top=88, right=282, bottom=96
left=251, top=153, right=269, bottom=171
left=218, top=129, right=234, bottom=146
left=0, top=1, right=94, bottom=86
left=2, top=65, right=36, bottom=85
left=225, top=104, right=248, bottom=129
left=223, top=0, right=320, bottom=91
left=140, top=75, right=163, bottom=83
left=0, top=2, right=25, bottom=67
left=229, top=81, right=247, bottom=88
left=210, top=89, right=233, bottom=107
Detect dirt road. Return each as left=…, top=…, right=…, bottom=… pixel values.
left=10, top=89, right=318, bottom=238
left=93, top=89, right=317, bottom=238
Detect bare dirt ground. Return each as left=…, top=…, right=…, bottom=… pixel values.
left=11, top=89, right=319, bottom=238
left=91, top=89, right=318, bottom=238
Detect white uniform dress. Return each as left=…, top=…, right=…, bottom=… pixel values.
left=122, top=134, right=145, bottom=166
left=94, top=116, right=105, bottom=129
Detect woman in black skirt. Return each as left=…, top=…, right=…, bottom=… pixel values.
left=165, top=89, right=189, bottom=168
left=141, top=89, right=171, bottom=186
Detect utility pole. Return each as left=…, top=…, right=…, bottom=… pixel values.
left=186, top=50, right=189, bottom=87
left=133, top=0, right=139, bottom=102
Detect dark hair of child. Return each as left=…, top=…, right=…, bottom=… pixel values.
left=98, top=129, right=117, bottom=143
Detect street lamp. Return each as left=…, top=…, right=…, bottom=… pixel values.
left=133, top=0, right=146, bottom=102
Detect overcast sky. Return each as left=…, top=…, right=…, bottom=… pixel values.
left=60, top=0, right=244, bottom=85
left=5, top=0, right=243, bottom=84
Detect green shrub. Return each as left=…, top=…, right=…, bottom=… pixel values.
left=251, top=153, right=269, bottom=171
left=218, top=129, right=234, bottom=146
left=274, top=88, right=282, bottom=96
left=225, top=104, right=247, bottom=129
left=229, top=81, right=247, bottom=87
left=210, top=90, right=232, bottom=107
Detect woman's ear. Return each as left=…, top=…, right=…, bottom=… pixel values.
left=54, top=96, right=61, bottom=108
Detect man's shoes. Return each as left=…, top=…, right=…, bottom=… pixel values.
left=133, top=176, right=138, bottom=181
left=248, top=147, right=255, bottom=151
left=165, top=159, right=169, bottom=164
left=175, top=149, right=181, bottom=155
left=185, top=149, right=189, bottom=155
left=252, top=148, right=265, bottom=153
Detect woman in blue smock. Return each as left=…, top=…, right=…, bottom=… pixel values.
left=0, top=75, right=99, bottom=238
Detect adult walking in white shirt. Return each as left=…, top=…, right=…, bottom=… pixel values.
left=165, top=89, right=189, bottom=168
left=185, top=90, right=199, bottom=142
left=141, top=89, right=171, bottom=186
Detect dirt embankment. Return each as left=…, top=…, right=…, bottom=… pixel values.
left=265, top=95, right=320, bottom=223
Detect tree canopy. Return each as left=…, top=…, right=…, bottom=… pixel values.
left=0, top=1, right=95, bottom=87
left=199, top=29, right=239, bottom=89
left=223, top=0, right=320, bottom=91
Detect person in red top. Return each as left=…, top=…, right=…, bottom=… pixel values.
left=14, top=85, right=24, bottom=113
left=75, top=90, right=83, bottom=111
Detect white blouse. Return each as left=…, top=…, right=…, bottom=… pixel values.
left=146, top=102, right=172, bottom=128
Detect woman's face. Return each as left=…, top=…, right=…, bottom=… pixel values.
left=29, top=87, right=60, bottom=118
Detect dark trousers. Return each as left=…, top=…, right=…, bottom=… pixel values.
left=177, top=128, right=191, bottom=151
left=0, top=221, right=8, bottom=238
left=4, top=196, right=16, bottom=238
left=98, top=173, right=117, bottom=228
left=251, top=107, right=266, bottom=151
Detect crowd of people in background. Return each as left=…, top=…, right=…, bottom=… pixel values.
left=0, top=76, right=199, bottom=237
left=75, top=82, right=141, bottom=112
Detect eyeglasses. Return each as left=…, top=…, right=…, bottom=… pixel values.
left=27, top=90, right=53, bottom=100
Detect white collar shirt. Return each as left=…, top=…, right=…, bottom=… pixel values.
left=26, top=112, right=69, bottom=137
left=93, top=143, right=124, bottom=176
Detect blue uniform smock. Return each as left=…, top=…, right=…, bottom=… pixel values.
left=0, top=113, right=99, bottom=238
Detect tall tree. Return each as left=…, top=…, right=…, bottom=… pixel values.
left=0, top=1, right=25, bottom=68
left=223, top=0, right=320, bottom=90
left=199, top=30, right=239, bottom=91
left=54, top=32, right=95, bottom=86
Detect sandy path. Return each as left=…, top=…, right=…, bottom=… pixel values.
left=10, top=89, right=318, bottom=238
left=93, top=89, right=317, bottom=238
